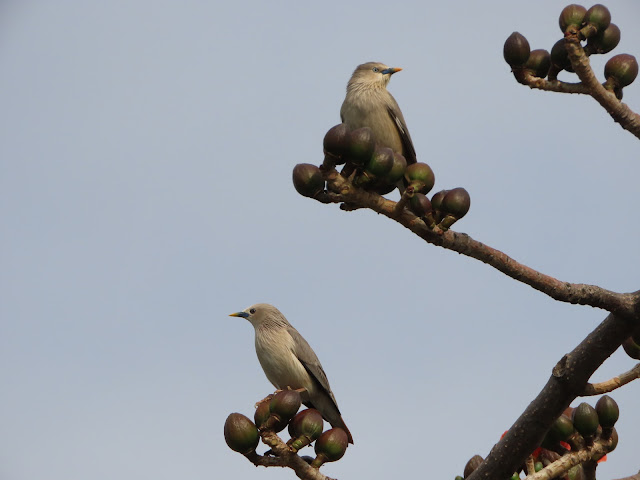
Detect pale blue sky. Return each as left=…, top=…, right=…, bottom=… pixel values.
left=1, top=1, right=639, bottom=479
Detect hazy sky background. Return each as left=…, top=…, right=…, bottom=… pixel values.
left=1, top=1, right=639, bottom=479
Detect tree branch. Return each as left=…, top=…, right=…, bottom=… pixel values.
left=525, top=437, right=614, bottom=480
left=314, top=170, right=638, bottom=316
left=466, top=312, right=639, bottom=480
left=563, top=32, right=640, bottom=140
left=245, top=431, right=334, bottom=480
left=582, top=362, right=640, bottom=395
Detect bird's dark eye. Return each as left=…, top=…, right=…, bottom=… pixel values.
left=250, top=308, right=256, bottom=314
left=372, top=67, right=379, bottom=72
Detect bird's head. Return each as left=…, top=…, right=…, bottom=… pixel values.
left=347, top=62, right=402, bottom=91
left=229, top=303, right=290, bottom=329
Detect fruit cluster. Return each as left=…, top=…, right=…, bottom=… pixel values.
left=292, top=124, right=471, bottom=231
left=224, top=390, right=349, bottom=469
left=457, top=395, right=620, bottom=480
left=503, top=4, right=638, bottom=99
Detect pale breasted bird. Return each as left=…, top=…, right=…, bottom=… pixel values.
left=229, top=303, right=353, bottom=444
left=340, top=61, right=417, bottom=165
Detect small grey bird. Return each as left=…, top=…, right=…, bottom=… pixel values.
left=229, top=303, right=353, bottom=444
left=340, top=61, right=417, bottom=165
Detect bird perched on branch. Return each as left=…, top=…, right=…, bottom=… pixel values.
left=229, top=303, right=353, bottom=444
left=340, top=61, right=417, bottom=165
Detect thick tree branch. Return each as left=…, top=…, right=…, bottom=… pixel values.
left=315, top=170, right=638, bottom=316
left=582, top=362, right=640, bottom=395
left=466, top=312, right=639, bottom=480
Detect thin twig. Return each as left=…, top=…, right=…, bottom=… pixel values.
left=582, top=363, right=640, bottom=395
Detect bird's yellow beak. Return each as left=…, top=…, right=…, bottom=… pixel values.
left=229, top=311, right=249, bottom=318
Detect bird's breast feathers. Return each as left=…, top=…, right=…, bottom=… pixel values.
left=254, top=328, right=314, bottom=391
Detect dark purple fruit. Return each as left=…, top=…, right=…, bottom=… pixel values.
left=463, top=455, right=484, bottom=478
left=224, top=413, right=260, bottom=455
left=311, top=428, right=349, bottom=467
left=323, top=124, right=351, bottom=162
left=404, top=162, right=435, bottom=194
left=288, top=408, right=324, bottom=451
left=293, top=163, right=324, bottom=198
left=410, top=193, right=432, bottom=217
left=269, top=390, right=301, bottom=423
left=584, top=4, right=611, bottom=33
left=605, top=54, right=639, bottom=87
left=587, top=23, right=620, bottom=54
left=572, top=402, right=599, bottom=437
left=551, top=39, right=571, bottom=70
left=442, top=187, right=471, bottom=219
left=431, top=190, right=448, bottom=211
left=525, top=49, right=551, bottom=78
left=608, top=427, right=618, bottom=451
left=595, top=395, right=619, bottom=428
left=346, top=127, right=375, bottom=166
left=504, top=32, right=531, bottom=67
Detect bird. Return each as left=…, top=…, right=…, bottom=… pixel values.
left=340, top=61, right=417, bottom=165
left=229, top=303, right=354, bottom=444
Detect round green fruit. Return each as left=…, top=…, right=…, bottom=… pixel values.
left=224, top=413, right=259, bottom=455
left=292, top=163, right=324, bottom=198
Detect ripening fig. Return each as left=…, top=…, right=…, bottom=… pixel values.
left=346, top=127, right=375, bottom=166
left=534, top=461, right=544, bottom=472
left=269, top=389, right=302, bottom=424
left=293, top=163, right=324, bottom=198
left=381, top=151, right=408, bottom=187
left=311, top=428, right=349, bottom=468
left=559, top=4, right=587, bottom=33
left=525, top=49, right=551, bottom=78
left=365, top=147, right=395, bottom=178
left=504, top=32, right=531, bottom=67
left=323, top=124, right=351, bottom=163
left=288, top=408, right=324, bottom=451
left=431, top=189, right=448, bottom=211
left=255, top=398, right=288, bottom=432
left=572, top=402, right=599, bottom=437
left=622, top=335, right=640, bottom=360
left=581, top=4, right=611, bottom=38
left=463, top=454, right=484, bottom=478
left=410, top=193, right=432, bottom=217
left=605, top=54, right=639, bottom=87
left=595, top=395, right=619, bottom=429
left=586, top=23, right=620, bottom=55
left=404, top=162, right=435, bottom=194
left=442, top=187, right=471, bottom=218
left=224, top=413, right=260, bottom=455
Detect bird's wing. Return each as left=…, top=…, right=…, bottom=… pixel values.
left=386, top=104, right=417, bottom=164
left=286, top=326, right=340, bottom=408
